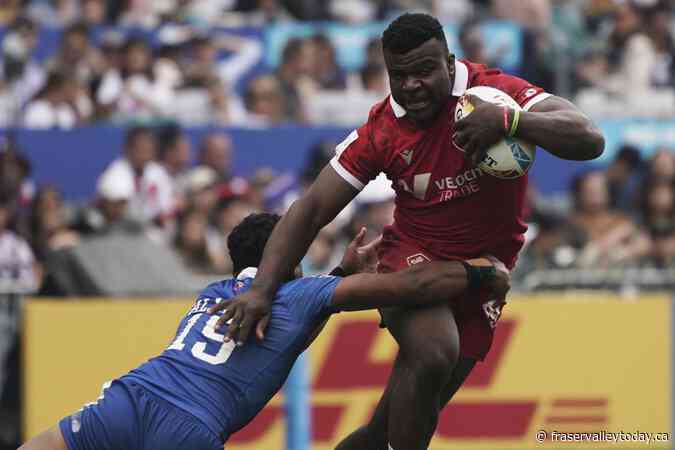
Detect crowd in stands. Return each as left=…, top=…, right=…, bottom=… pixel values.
left=1, top=0, right=675, bottom=129
left=0, top=123, right=673, bottom=300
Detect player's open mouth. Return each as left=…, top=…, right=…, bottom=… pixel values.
left=406, top=100, right=430, bottom=111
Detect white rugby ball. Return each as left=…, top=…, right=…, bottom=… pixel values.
left=454, top=86, right=535, bottom=179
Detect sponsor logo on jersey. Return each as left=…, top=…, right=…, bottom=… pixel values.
left=406, top=253, right=431, bottom=266
left=523, top=88, right=537, bottom=98
left=398, top=168, right=485, bottom=202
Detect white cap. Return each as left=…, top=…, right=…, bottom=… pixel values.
left=97, top=169, right=134, bottom=201
left=180, top=166, right=217, bottom=193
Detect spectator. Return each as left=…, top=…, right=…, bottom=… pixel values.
left=360, top=63, right=388, bottom=94
left=183, top=33, right=262, bottom=91
left=0, top=197, right=37, bottom=292
left=198, top=132, right=234, bottom=182
left=96, top=38, right=172, bottom=120
left=363, top=37, right=384, bottom=67
left=28, top=0, right=80, bottom=26
left=174, top=209, right=223, bottom=274
left=274, top=37, right=316, bottom=121
left=28, top=186, right=79, bottom=260
left=0, top=148, right=35, bottom=212
left=568, top=171, right=650, bottom=267
left=91, top=165, right=136, bottom=233
left=645, top=5, right=675, bottom=88
left=22, top=71, right=79, bottom=129
left=311, top=34, right=346, bottom=90
left=244, top=74, right=287, bottom=125
left=605, top=144, right=644, bottom=213
left=180, top=166, right=219, bottom=216
left=96, top=127, right=175, bottom=225
left=208, top=198, right=258, bottom=272
left=1, top=18, right=45, bottom=110
left=605, top=2, right=655, bottom=94
left=640, top=180, right=675, bottom=266
left=81, top=0, right=108, bottom=26
left=492, top=0, right=552, bottom=31
left=47, top=23, right=104, bottom=86
left=648, top=148, right=675, bottom=184
left=158, top=125, right=192, bottom=180
left=459, top=19, right=492, bottom=66
left=233, top=0, right=297, bottom=24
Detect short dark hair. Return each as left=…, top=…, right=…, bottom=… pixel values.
left=124, top=126, right=154, bottom=148
left=615, top=144, right=642, bottom=169
left=382, top=13, right=447, bottom=54
left=227, top=213, right=281, bottom=274
left=281, top=38, right=305, bottom=64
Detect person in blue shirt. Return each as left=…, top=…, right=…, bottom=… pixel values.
left=20, top=213, right=508, bottom=450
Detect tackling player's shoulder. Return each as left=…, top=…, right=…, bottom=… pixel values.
left=197, top=278, right=239, bottom=301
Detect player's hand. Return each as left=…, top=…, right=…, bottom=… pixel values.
left=339, top=227, right=382, bottom=275
left=453, top=94, right=507, bottom=166
left=484, top=255, right=510, bottom=298
left=209, top=289, right=272, bottom=345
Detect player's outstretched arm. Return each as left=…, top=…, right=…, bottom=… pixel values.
left=330, top=258, right=510, bottom=311
left=210, top=165, right=359, bottom=344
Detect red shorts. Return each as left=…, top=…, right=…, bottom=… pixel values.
left=376, top=226, right=506, bottom=361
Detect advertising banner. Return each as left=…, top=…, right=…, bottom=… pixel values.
left=23, top=295, right=672, bottom=448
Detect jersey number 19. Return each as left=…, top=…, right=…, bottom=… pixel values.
left=167, top=314, right=236, bottom=365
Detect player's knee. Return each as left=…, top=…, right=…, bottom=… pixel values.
left=408, top=340, right=459, bottom=383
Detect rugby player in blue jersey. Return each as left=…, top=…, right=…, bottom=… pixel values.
left=20, top=213, right=508, bottom=450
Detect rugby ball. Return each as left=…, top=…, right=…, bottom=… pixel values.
left=455, top=86, right=535, bottom=179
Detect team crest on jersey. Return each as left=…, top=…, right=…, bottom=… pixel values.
left=406, top=253, right=431, bottom=266
left=400, top=149, right=414, bottom=165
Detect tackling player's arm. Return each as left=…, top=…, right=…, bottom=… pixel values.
left=454, top=94, right=604, bottom=163
left=211, top=165, right=359, bottom=342
left=331, top=259, right=509, bottom=311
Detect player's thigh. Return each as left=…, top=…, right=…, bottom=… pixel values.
left=381, top=302, right=460, bottom=366
left=19, top=426, right=69, bottom=450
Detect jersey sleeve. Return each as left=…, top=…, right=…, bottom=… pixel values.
left=479, top=71, right=552, bottom=111
left=330, top=121, right=381, bottom=191
left=285, top=276, right=341, bottom=324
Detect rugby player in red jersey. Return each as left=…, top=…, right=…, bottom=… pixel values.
left=211, top=12, right=604, bottom=450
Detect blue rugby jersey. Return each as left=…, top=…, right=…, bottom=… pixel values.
left=123, top=269, right=340, bottom=441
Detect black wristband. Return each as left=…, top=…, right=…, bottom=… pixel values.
left=460, top=261, right=496, bottom=292
left=329, top=266, right=347, bottom=277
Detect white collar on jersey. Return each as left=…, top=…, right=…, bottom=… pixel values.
left=390, top=59, right=469, bottom=119
left=236, top=267, right=258, bottom=280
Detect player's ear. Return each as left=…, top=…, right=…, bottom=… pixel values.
left=447, top=53, right=455, bottom=75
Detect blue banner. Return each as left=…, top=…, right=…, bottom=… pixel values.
left=3, top=119, right=673, bottom=201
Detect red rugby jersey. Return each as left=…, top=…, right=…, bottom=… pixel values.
left=330, top=59, right=551, bottom=268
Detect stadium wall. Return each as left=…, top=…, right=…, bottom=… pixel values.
left=23, top=295, right=672, bottom=449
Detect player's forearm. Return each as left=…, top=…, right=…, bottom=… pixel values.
left=335, top=262, right=469, bottom=311
left=250, top=197, right=326, bottom=297
left=515, top=109, right=604, bottom=161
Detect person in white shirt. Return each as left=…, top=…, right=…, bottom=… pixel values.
left=96, top=127, right=175, bottom=226
left=22, top=71, right=77, bottom=129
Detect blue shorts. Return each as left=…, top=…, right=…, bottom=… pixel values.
left=59, top=379, right=223, bottom=450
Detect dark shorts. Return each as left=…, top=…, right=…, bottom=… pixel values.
left=59, top=379, right=223, bottom=450
left=376, top=227, right=506, bottom=361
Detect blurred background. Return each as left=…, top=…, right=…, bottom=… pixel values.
left=1, top=0, right=674, bottom=449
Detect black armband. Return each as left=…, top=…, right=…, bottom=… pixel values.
left=459, top=261, right=496, bottom=292
left=328, top=266, right=347, bottom=277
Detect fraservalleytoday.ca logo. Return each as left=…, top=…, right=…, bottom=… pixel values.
left=228, top=317, right=610, bottom=446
